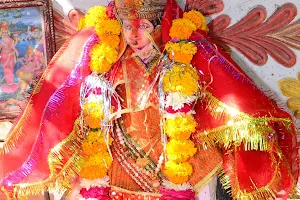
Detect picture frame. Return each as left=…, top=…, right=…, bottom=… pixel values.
left=0, top=0, right=55, bottom=121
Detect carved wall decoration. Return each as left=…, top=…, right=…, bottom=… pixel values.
left=186, top=0, right=224, bottom=15
left=278, top=73, right=300, bottom=119
left=207, top=3, right=300, bottom=67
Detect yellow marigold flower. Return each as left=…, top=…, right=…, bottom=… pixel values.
left=100, top=34, right=120, bottom=49
left=90, top=58, right=112, bottom=74
left=165, top=42, right=197, bottom=65
left=83, top=102, right=104, bottom=128
left=80, top=151, right=113, bottom=180
left=166, top=139, right=197, bottom=162
left=183, top=10, right=208, bottom=32
left=82, top=130, right=113, bottom=156
left=165, top=42, right=197, bottom=55
left=95, top=20, right=122, bottom=36
left=77, top=17, right=85, bottom=31
left=91, top=43, right=118, bottom=64
left=163, top=161, right=193, bottom=184
left=169, top=18, right=197, bottom=40
left=84, top=6, right=108, bottom=28
left=164, top=115, right=197, bottom=140
left=85, top=130, right=114, bottom=145
left=163, top=65, right=199, bottom=95
left=89, top=43, right=119, bottom=73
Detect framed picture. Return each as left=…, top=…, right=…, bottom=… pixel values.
left=0, top=0, right=55, bottom=121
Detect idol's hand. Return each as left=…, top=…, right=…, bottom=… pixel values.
left=68, top=9, right=84, bottom=27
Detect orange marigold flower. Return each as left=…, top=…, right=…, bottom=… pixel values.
left=171, top=52, right=193, bottom=65
left=169, top=18, right=197, bottom=40
left=80, top=165, right=108, bottom=180
left=183, top=10, right=209, bottom=32
left=100, top=34, right=120, bottom=49
left=165, top=42, right=197, bottom=65
left=80, top=151, right=113, bottom=180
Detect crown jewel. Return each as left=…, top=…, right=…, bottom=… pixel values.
left=115, top=0, right=166, bottom=20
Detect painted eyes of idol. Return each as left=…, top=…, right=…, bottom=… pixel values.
left=123, top=23, right=151, bottom=30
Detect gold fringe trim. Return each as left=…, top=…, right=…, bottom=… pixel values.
left=0, top=100, right=33, bottom=154
left=288, top=183, right=300, bottom=199
left=196, top=92, right=294, bottom=151
left=282, top=152, right=299, bottom=199
left=32, top=67, right=50, bottom=95
left=2, top=120, right=85, bottom=199
left=33, top=29, right=78, bottom=95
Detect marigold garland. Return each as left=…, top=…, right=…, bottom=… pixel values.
left=78, top=6, right=121, bottom=74
left=162, top=10, right=206, bottom=188
left=78, top=5, right=121, bottom=196
left=165, top=42, right=197, bottom=55
left=169, top=9, right=208, bottom=40
left=165, top=92, right=197, bottom=111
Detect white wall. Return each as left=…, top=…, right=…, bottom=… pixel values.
left=220, top=0, right=300, bottom=108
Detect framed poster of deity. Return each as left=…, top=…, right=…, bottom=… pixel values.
left=0, top=0, right=55, bottom=121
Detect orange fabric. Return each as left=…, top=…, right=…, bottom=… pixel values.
left=108, top=48, right=222, bottom=192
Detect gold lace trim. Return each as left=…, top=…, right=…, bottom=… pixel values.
left=2, top=120, right=84, bottom=199
left=196, top=92, right=294, bottom=151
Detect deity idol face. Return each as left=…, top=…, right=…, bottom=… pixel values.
left=1, top=31, right=9, bottom=38
left=122, top=19, right=154, bottom=53
left=26, top=53, right=34, bottom=62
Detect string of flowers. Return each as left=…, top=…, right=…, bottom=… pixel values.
left=160, top=10, right=208, bottom=196
left=77, top=5, right=121, bottom=200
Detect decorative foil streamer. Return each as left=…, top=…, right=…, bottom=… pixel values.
left=80, top=72, right=122, bottom=158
